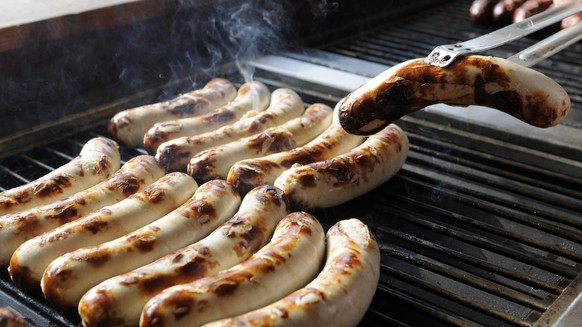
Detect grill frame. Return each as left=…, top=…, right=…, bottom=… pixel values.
left=1, top=0, right=582, bottom=326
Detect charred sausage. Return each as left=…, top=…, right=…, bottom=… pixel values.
left=140, top=211, right=325, bottom=327
left=78, top=185, right=289, bottom=327
left=204, top=218, right=380, bottom=327
left=0, top=137, right=120, bottom=218
left=274, top=123, right=408, bottom=210
left=41, top=179, right=240, bottom=310
left=9, top=172, right=198, bottom=302
left=108, top=78, right=236, bottom=147
left=143, top=82, right=270, bottom=153
left=188, top=103, right=334, bottom=183
left=338, top=55, right=570, bottom=135
left=227, top=106, right=365, bottom=195
left=156, top=88, right=304, bottom=172
left=1, top=155, right=164, bottom=279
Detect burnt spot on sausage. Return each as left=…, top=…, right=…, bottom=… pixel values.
left=85, top=249, right=112, bottom=267
left=0, top=195, right=20, bottom=209
left=137, top=186, right=166, bottom=204
left=13, top=212, right=41, bottom=236
left=83, top=218, right=109, bottom=234
left=79, top=287, right=125, bottom=327
left=252, top=185, right=284, bottom=207
left=157, top=144, right=194, bottom=171
left=106, top=173, right=143, bottom=197
left=166, top=97, right=211, bottom=116
left=95, top=155, right=113, bottom=177
left=127, top=233, right=157, bottom=253
left=213, top=282, right=238, bottom=297
left=232, top=224, right=265, bottom=257
left=9, top=263, right=38, bottom=292
left=247, top=130, right=296, bottom=154
left=206, top=109, right=235, bottom=124
left=33, top=174, right=73, bottom=198
left=176, top=199, right=216, bottom=224
left=48, top=203, right=80, bottom=225
left=188, top=152, right=217, bottom=182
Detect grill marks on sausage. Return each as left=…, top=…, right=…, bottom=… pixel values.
left=103, top=173, right=144, bottom=197
left=33, top=174, right=74, bottom=198
left=340, top=55, right=564, bottom=134
left=118, top=245, right=219, bottom=296
left=80, top=287, right=125, bottom=327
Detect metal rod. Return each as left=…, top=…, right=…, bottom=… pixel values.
left=508, top=21, right=582, bottom=67
left=425, top=2, right=582, bottom=67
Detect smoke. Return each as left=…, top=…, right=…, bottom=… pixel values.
left=168, top=0, right=340, bottom=84
left=200, top=0, right=295, bottom=83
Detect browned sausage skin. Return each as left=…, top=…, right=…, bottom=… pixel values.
left=108, top=78, right=236, bottom=147
left=203, top=218, right=380, bottom=327
left=78, top=185, right=289, bottom=327
left=338, top=55, right=570, bottom=135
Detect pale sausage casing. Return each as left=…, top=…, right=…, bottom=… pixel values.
left=0, top=137, right=120, bottom=217
left=143, top=81, right=270, bottom=153
left=275, top=123, right=408, bottom=209
left=338, top=55, right=571, bottom=135
left=140, top=211, right=325, bottom=327
left=188, top=103, right=334, bottom=183
left=41, top=179, right=240, bottom=310
left=4, top=155, right=164, bottom=287
left=155, top=88, right=304, bottom=172
left=9, top=172, right=197, bottom=305
left=204, top=218, right=380, bottom=327
left=108, top=78, right=236, bottom=147
left=78, top=185, right=289, bottom=327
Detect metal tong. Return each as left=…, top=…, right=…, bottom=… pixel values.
left=425, top=2, right=582, bottom=67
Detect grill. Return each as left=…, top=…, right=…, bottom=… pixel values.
left=1, top=0, right=582, bottom=326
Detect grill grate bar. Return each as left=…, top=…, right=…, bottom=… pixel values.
left=381, top=244, right=548, bottom=311
left=379, top=227, right=564, bottom=294
left=0, top=164, right=33, bottom=185
left=407, top=132, right=582, bottom=200
left=381, top=264, right=534, bottom=327
left=407, top=150, right=582, bottom=215
left=375, top=283, right=484, bottom=327
left=398, top=167, right=582, bottom=244
left=401, top=162, right=582, bottom=232
left=44, top=148, right=75, bottom=161
left=375, top=192, right=579, bottom=279
left=391, top=193, right=582, bottom=262
left=20, top=154, right=58, bottom=173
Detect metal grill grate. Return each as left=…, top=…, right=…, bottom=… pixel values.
left=1, top=1, right=582, bottom=326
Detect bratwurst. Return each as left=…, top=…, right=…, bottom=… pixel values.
left=338, top=55, right=570, bottom=135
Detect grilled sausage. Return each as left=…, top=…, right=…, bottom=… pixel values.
left=188, top=103, right=334, bottom=183
left=0, top=137, right=120, bottom=218
left=156, top=88, right=304, bottom=172
left=41, top=180, right=240, bottom=311
left=9, top=173, right=197, bottom=301
left=470, top=0, right=500, bottom=24
left=78, top=185, right=289, bottom=327
left=1, top=155, right=164, bottom=277
left=143, top=82, right=270, bottom=153
left=108, top=78, right=236, bottom=147
left=493, top=0, right=526, bottom=25
left=204, top=218, right=380, bottom=327
left=338, top=55, right=571, bottom=135
left=140, top=211, right=325, bottom=327
left=275, top=123, right=408, bottom=210
left=227, top=107, right=366, bottom=195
